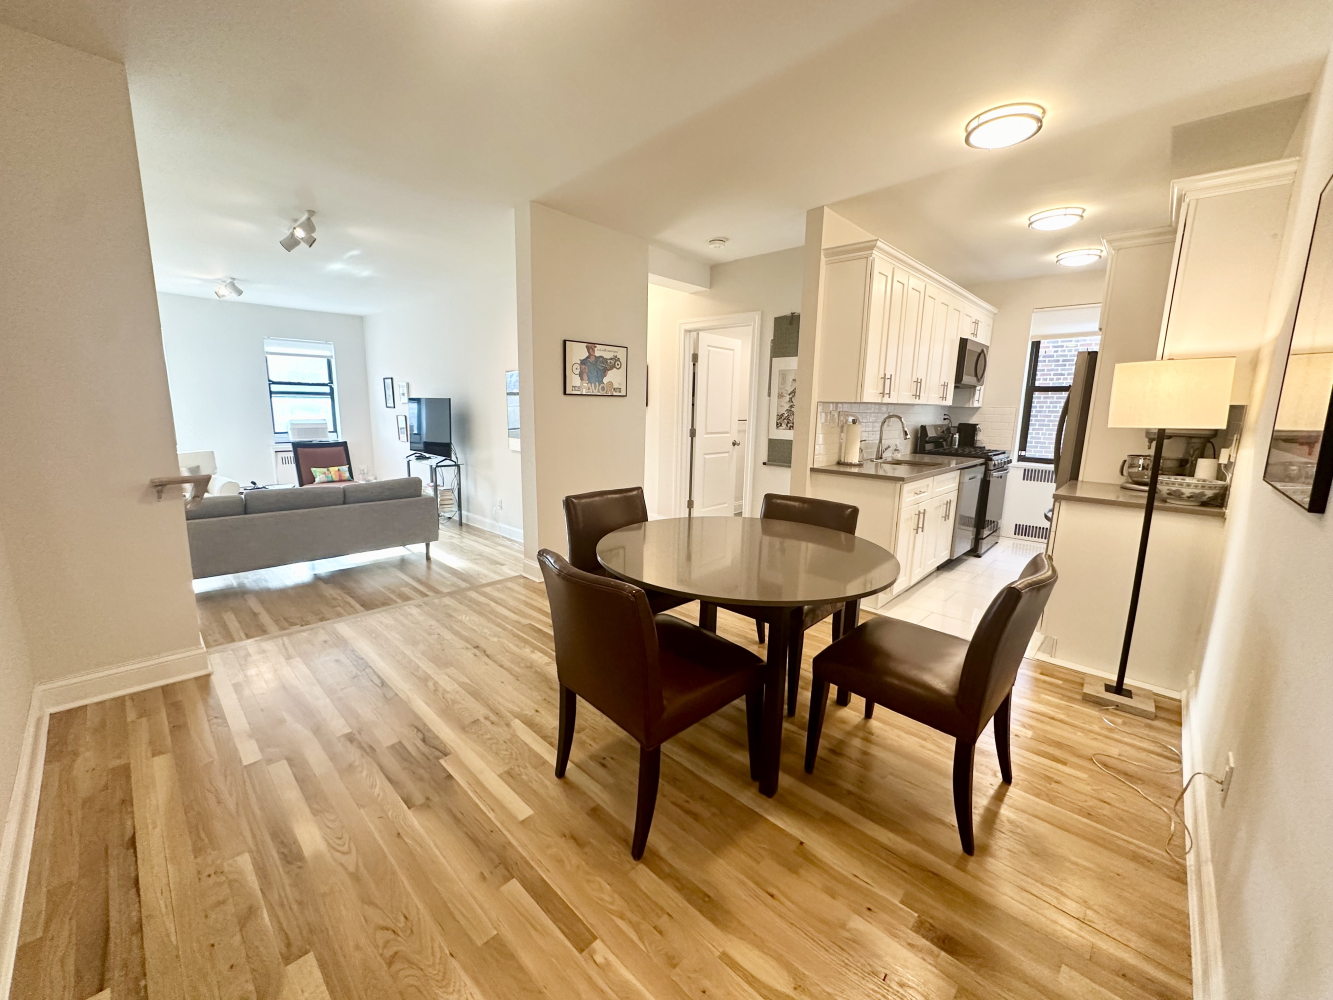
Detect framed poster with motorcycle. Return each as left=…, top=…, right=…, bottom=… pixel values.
left=564, top=340, right=627, bottom=396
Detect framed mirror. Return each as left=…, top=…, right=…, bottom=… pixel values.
left=1265, top=174, right=1333, bottom=512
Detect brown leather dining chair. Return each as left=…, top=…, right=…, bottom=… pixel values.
left=538, top=549, right=765, bottom=859
left=804, top=553, right=1057, bottom=855
left=721, top=493, right=859, bottom=715
left=563, top=487, right=689, bottom=616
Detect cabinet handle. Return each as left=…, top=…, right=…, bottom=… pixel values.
left=886, top=373, right=892, bottom=396
left=941, top=381, right=947, bottom=400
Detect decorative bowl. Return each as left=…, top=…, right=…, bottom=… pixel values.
left=1156, top=475, right=1229, bottom=506
left=1121, top=454, right=1189, bottom=484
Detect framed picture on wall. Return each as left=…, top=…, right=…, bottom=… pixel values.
left=396, top=381, right=410, bottom=405
left=769, top=357, right=797, bottom=440
left=383, top=377, right=396, bottom=408
left=396, top=414, right=409, bottom=443
left=564, top=340, right=627, bottom=396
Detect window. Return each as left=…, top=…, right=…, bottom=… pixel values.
left=264, top=338, right=338, bottom=440
left=1016, top=334, right=1102, bottom=463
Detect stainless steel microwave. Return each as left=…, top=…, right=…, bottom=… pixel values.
left=955, top=338, right=988, bottom=387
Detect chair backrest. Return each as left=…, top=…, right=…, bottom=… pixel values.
left=291, top=441, right=354, bottom=486
left=538, top=548, right=661, bottom=744
left=760, top=493, right=859, bottom=534
left=957, top=553, right=1057, bottom=732
left=563, top=487, right=649, bottom=574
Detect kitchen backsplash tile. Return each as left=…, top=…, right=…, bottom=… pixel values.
left=815, top=401, right=980, bottom=464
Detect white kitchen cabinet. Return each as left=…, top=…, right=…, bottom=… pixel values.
left=819, top=240, right=996, bottom=407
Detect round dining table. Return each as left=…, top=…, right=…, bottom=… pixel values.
left=597, top=516, right=900, bottom=796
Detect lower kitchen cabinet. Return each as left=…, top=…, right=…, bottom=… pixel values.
left=809, top=467, right=963, bottom=607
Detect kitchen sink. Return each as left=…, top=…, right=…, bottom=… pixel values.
left=872, top=458, right=938, bottom=467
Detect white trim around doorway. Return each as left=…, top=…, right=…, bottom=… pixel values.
left=673, top=312, right=764, bottom=519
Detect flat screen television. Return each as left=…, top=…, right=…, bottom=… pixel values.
left=408, top=397, right=453, bottom=458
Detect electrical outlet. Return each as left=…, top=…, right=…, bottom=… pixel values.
left=1221, top=752, right=1236, bottom=805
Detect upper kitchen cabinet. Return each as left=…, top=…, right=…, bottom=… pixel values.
left=1159, top=158, right=1298, bottom=403
left=817, top=240, right=996, bottom=405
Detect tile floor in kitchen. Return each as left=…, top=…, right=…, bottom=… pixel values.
left=876, top=536, right=1049, bottom=639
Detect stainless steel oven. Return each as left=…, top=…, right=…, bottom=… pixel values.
left=955, top=338, right=988, bottom=387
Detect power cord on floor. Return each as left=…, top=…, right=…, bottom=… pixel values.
left=1090, top=715, right=1223, bottom=868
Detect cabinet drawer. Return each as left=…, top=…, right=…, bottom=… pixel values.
left=931, top=471, right=960, bottom=495
left=902, top=480, right=931, bottom=503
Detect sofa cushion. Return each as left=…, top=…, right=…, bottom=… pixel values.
left=185, top=495, right=245, bottom=520
left=244, top=485, right=345, bottom=515
left=342, top=477, right=424, bottom=505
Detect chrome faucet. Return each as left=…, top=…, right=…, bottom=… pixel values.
left=875, top=413, right=908, bottom=461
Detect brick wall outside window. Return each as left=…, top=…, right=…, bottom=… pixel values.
left=1020, top=335, right=1101, bottom=461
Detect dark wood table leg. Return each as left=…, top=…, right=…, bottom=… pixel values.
left=698, top=601, right=717, bottom=632
left=835, top=599, right=859, bottom=706
left=759, top=608, right=793, bottom=797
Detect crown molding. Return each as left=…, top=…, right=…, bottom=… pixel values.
left=1101, top=226, right=1177, bottom=253
left=1170, top=157, right=1300, bottom=223
left=822, top=239, right=997, bottom=315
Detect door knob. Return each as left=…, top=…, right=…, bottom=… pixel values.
left=732, top=440, right=739, bottom=447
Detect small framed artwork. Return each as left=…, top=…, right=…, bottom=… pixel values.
left=396, top=414, right=409, bottom=443
left=396, top=381, right=410, bottom=405
left=383, top=377, right=396, bottom=408
left=769, top=357, right=797, bottom=440
left=564, top=340, right=627, bottom=396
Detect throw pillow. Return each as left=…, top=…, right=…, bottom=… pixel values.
left=310, top=465, right=352, bottom=483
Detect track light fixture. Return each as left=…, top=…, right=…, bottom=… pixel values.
left=215, top=278, right=243, bottom=299
left=280, top=210, right=317, bottom=251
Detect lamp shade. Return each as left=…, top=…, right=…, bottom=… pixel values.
left=1107, top=357, right=1235, bottom=429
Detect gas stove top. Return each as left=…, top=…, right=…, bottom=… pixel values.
left=920, top=445, right=1012, bottom=473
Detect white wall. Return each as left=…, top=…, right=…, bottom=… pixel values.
left=0, top=527, right=33, bottom=855
left=0, top=24, right=200, bottom=686
left=645, top=247, right=802, bottom=517
left=363, top=260, right=523, bottom=540
left=1079, top=234, right=1177, bottom=484
left=1191, top=41, right=1333, bottom=1000
left=516, top=203, right=649, bottom=575
left=159, top=294, right=374, bottom=486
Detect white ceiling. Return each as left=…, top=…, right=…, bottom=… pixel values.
left=2, top=0, right=1330, bottom=312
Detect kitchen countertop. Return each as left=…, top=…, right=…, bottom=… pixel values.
left=810, top=454, right=985, bottom=484
left=1053, top=480, right=1227, bottom=518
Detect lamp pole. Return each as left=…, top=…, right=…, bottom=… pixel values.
left=1114, top=426, right=1166, bottom=696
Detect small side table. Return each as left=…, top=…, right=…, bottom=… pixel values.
left=407, top=454, right=463, bottom=525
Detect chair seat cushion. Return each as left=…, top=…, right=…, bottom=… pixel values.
left=653, top=615, right=763, bottom=744
left=813, top=616, right=970, bottom=736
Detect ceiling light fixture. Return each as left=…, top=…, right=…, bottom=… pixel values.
left=215, top=278, right=243, bottom=299
left=280, top=210, right=317, bottom=251
left=708, top=237, right=728, bottom=250
left=1055, top=247, right=1104, bottom=267
left=1028, top=207, right=1085, bottom=231
left=964, top=103, right=1045, bottom=149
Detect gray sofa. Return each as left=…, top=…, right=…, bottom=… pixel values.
left=185, top=477, right=439, bottom=579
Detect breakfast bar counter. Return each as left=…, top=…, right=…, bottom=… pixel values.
left=1053, top=480, right=1226, bottom=518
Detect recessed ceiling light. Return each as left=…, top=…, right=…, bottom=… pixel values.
left=964, top=103, right=1045, bottom=149
left=1028, top=207, right=1085, bottom=231
left=1055, top=248, right=1104, bottom=267
left=215, top=278, right=243, bottom=298
left=708, top=237, right=728, bottom=250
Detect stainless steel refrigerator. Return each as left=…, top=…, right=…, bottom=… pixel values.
left=1053, top=350, right=1098, bottom=488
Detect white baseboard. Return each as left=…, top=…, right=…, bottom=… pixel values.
left=1031, top=653, right=1182, bottom=700
left=1181, top=677, right=1225, bottom=999
left=461, top=512, right=523, bottom=544
left=0, top=642, right=211, bottom=998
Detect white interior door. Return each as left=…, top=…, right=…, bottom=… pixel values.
left=688, top=329, right=744, bottom=516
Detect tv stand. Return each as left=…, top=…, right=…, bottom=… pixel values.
left=406, top=454, right=463, bottom=525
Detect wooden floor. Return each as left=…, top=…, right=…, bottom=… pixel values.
left=193, top=520, right=524, bottom=648
left=14, top=534, right=1191, bottom=1000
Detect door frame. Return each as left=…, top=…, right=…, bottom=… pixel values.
left=673, top=312, right=763, bottom=518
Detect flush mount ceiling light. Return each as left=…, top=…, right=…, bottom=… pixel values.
left=964, top=103, right=1045, bottom=149
left=1028, top=207, right=1085, bottom=231
left=708, top=237, right=728, bottom=250
left=1055, top=247, right=1104, bottom=267
left=215, top=278, right=243, bottom=298
left=280, top=210, right=317, bottom=251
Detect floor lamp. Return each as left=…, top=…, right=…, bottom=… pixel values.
left=1083, top=357, right=1235, bottom=719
